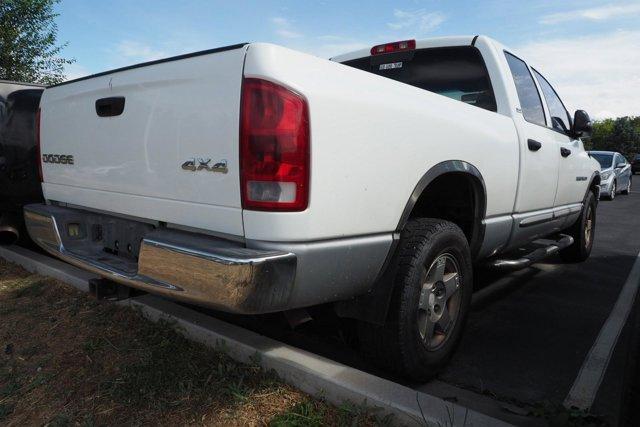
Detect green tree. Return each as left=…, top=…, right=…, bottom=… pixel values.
left=0, top=0, right=74, bottom=85
left=588, top=116, right=640, bottom=160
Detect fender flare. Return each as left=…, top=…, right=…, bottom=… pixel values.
left=336, top=160, right=487, bottom=325
left=397, top=160, right=488, bottom=258
left=586, top=170, right=601, bottom=202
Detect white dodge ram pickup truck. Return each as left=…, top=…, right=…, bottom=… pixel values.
left=26, top=36, right=600, bottom=379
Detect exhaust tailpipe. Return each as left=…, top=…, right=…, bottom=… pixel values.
left=0, top=226, right=19, bottom=246
left=0, top=214, right=20, bottom=245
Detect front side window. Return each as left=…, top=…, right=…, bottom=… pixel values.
left=504, top=52, right=545, bottom=126
left=342, top=46, right=497, bottom=112
left=532, top=69, right=572, bottom=134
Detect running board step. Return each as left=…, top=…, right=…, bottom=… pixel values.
left=486, top=235, right=574, bottom=271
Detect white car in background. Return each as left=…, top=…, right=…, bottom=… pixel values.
left=589, top=151, right=632, bottom=200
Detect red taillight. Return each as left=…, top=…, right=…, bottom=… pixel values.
left=240, top=78, right=310, bottom=211
left=370, top=39, right=416, bottom=56
left=35, top=108, right=43, bottom=182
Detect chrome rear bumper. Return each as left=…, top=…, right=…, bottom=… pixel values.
left=24, top=204, right=296, bottom=314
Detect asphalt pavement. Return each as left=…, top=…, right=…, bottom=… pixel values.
left=200, top=190, right=640, bottom=425
left=432, top=191, right=640, bottom=424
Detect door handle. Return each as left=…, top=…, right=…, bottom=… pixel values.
left=561, top=147, right=572, bottom=157
left=527, top=139, right=542, bottom=151
left=95, top=97, right=125, bottom=117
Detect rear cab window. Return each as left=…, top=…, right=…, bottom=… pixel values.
left=504, top=52, right=546, bottom=126
left=342, top=46, right=497, bottom=112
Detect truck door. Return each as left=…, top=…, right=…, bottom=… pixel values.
left=531, top=68, right=589, bottom=214
left=503, top=52, right=563, bottom=247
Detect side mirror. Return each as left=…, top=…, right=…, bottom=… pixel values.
left=572, top=110, right=592, bottom=138
left=616, top=162, right=626, bottom=169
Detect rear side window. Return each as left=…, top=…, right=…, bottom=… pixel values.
left=342, top=46, right=497, bottom=112
left=504, top=52, right=545, bottom=126
left=532, top=69, right=572, bottom=134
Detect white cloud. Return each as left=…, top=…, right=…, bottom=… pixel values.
left=517, top=30, right=640, bottom=119
left=271, top=16, right=303, bottom=39
left=115, top=40, right=167, bottom=63
left=387, top=9, right=445, bottom=33
left=540, top=3, right=640, bottom=24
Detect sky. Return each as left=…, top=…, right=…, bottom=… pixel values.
left=54, top=0, right=640, bottom=119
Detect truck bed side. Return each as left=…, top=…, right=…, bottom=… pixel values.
left=242, top=43, right=519, bottom=242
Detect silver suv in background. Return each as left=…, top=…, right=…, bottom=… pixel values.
left=589, top=151, right=632, bottom=200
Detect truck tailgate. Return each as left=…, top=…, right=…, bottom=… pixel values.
left=39, top=44, right=248, bottom=236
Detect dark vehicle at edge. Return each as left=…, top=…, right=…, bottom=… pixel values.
left=632, top=154, right=640, bottom=175
left=0, top=80, right=45, bottom=245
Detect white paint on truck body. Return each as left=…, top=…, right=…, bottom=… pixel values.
left=38, top=36, right=599, bottom=248
left=242, top=41, right=519, bottom=241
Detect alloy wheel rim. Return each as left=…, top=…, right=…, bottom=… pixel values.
left=417, top=253, right=462, bottom=351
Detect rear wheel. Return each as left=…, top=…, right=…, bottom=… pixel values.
left=560, top=190, right=596, bottom=262
left=357, top=218, right=472, bottom=381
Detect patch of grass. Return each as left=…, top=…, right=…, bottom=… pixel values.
left=0, top=258, right=383, bottom=425
left=530, top=401, right=605, bottom=426
left=338, top=401, right=391, bottom=426
left=25, top=371, right=53, bottom=392
left=11, top=276, right=49, bottom=298
left=82, top=338, right=102, bottom=355
left=0, top=375, right=21, bottom=398
left=19, top=343, right=47, bottom=358
left=47, top=413, right=71, bottom=426
left=98, top=317, right=269, bottom=412
left=270, top=400, right=326, bottom=426
left=0, top=403, right=15, bottom=420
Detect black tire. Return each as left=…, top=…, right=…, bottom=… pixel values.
left=560, top=191, right=596, bottom=262
left=357, top=218, right=473, bottom=381
left=622, top=177, right=632, bottom=195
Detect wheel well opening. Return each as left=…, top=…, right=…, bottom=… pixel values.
left=408, top=173, right=484, bottom=254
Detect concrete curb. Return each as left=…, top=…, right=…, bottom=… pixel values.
left=1, top=245, right=511, bottom=427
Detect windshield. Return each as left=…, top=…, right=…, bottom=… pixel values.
left=342, top=46, right=497, bottom=112
left=591, top=153, right=613, bottom=169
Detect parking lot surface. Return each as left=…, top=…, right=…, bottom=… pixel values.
left=434, top=192, right=640, bottom=424
left=198, top=192, right=640, bottom=425
left=11, top=191, right=639, bottom=425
